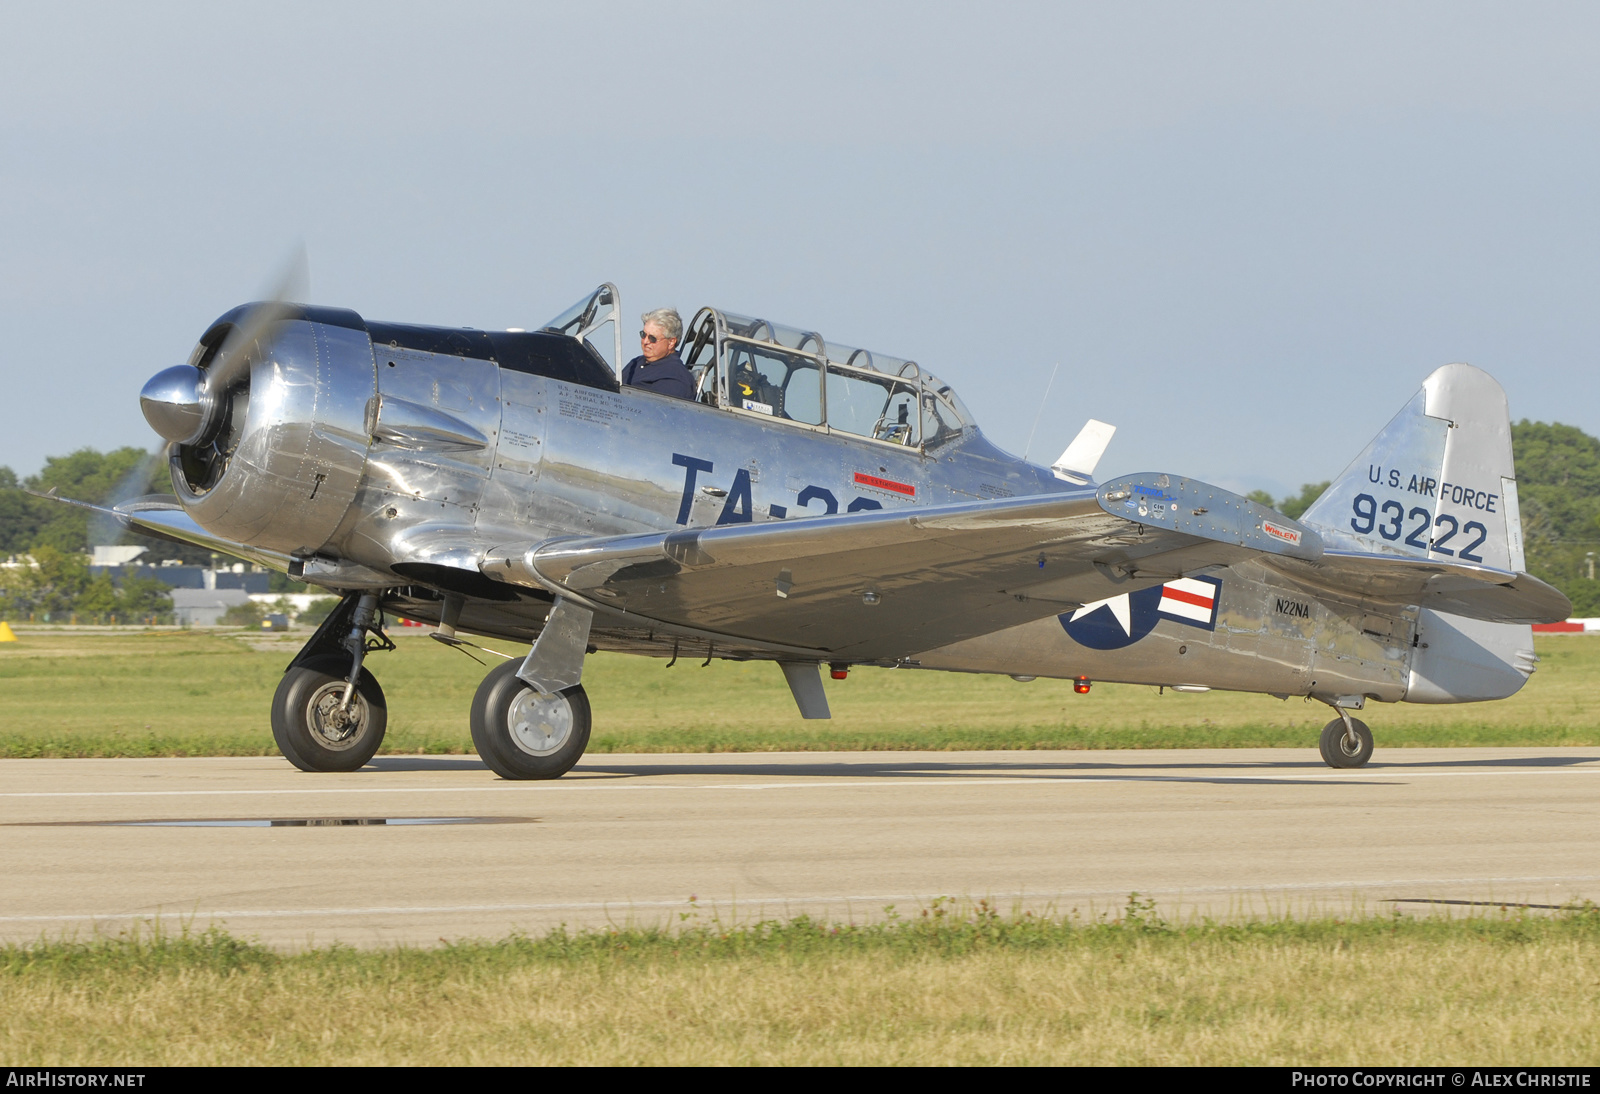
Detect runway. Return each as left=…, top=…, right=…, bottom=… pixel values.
left=1, top=748, right=1597, bottom=947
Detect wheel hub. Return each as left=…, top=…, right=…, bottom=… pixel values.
left=307, top=682, right=367, bottom=750
left=506, top=689, right=575, bottom=756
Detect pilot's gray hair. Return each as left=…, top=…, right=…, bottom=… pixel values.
left=641, top=307, right=682, bottom=341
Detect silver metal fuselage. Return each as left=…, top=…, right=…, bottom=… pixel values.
left=165, top=312, right=1530, bottom=710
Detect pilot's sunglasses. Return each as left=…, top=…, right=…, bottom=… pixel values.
left=639, top=330, right=668, bottom=344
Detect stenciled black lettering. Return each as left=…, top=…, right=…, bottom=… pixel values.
left=796, top=485, right=838, bottom=515
left=1404, top=506, right=1431, bottom=549
left=1379, top=499, right=1403, bottom=540
left=716, top=468, right=754, bottom=525
left=671, top=453, right=714, bottom=525
left=1351, top=493, right=1377, bottom=534
left=1431, top=513, right=1458, bottom=555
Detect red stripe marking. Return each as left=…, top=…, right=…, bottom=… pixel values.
left=1533, top=622, right=1583, bottom=633
left=854, top=472, right=915, bottom=496
left=1161, top=587, right=1214, bottom=610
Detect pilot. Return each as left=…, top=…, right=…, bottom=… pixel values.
left=621, top=309, right=695, bottom=400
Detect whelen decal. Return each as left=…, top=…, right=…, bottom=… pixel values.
left=1261, top=519, right=1301, bottom=546
left=854, top=472, right=915, bottom=497
left=1058, top=575, right=1223, bottom=650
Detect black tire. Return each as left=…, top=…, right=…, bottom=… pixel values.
left=1319, top=717, right=1373, bottom=768
left=270, top=655, right=387, bottom=772
left=469, top=659, right=591, bottom=780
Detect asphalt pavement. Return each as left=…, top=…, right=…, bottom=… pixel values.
left=2, top=748, right=1597, bottom=947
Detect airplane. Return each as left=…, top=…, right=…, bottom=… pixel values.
left=65, top=282, right=1567, bottom=779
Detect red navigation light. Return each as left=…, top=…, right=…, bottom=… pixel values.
left=1074, top=676, right=1091, bottom=694
left=830, top=664, right=849, bottom=680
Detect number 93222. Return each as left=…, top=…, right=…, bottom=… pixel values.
left=1350, top=493, right=1487, bottom=562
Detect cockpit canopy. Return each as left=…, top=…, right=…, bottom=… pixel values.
left=539, top=283, right=625, bottom=372
left=541, top=285, right=977, bottom=450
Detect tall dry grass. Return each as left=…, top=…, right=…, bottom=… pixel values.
left=3, top=911, right=1597, bottom=1065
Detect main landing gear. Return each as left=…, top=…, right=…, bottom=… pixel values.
left=469, top=660, right=591, bottom=780
left=271, top=592, right=596, bottom=779
left=272, top=592, right=393, bottom=772
left=1318, top=707, right=1374, bottom=768
left=272, top=655, right=388, bottom=771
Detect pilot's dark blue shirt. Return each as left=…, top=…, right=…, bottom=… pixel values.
left=621, top=351, right=695, bottom=401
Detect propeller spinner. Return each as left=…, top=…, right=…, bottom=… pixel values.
left=139, top=363, right=207, bottom=444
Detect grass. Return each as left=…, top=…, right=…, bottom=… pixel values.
left=0, top=629, right=1597, bottom=757
left=3, top=904, right=1599, bottom=1065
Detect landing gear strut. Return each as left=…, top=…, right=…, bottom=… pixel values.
left=271, top=592, right=394, bottom=772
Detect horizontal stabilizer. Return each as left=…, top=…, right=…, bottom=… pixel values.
left=1265, top=550, right=1570, bottom=624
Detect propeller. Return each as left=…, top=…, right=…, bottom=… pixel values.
left=139, top=245, right=310, bottom=448
left=91, top=447, right=177, bottom=547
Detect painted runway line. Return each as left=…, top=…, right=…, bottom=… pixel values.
left=2, top=765, right=1598, bottom=800
left=4, top=873, right=1598, bottom=925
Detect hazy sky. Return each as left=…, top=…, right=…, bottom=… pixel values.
left=2, top=1, right=1597, bottom=499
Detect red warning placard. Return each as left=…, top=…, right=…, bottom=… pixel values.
left=853, top=472, right=915, bottom=496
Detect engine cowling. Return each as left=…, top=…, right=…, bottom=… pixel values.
left=142, top=305, right=376, bottom=558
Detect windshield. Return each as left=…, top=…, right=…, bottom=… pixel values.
left=538, top=283, right=623, bottom=373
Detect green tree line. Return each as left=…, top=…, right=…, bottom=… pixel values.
left=3, top=424, right=1599, bottom=621
left=0, top=448, right=297, bottom=623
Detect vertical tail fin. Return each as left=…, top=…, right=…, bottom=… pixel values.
left=1051, top=419, right=1117, bottom=484
left=1301, top=363, right=1525, bottom=573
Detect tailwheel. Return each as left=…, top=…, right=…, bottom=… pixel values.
left=1318, top=716, right=1373, bottom=769
left=470, top=659, right=592, bottom=780
left=271, top=655, right=387, bottom=772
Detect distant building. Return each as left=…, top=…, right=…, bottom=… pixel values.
left=88, top=546, right=271, bottom=593
left=248, top=592, right=332, bottom=614
left=169, top=588, right=252, bottom=626
left=91, top=546, right=148, bottom=567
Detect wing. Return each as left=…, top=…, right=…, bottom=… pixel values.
left=484, top=474, right=1324, bottom=661
left=27, top=491, right=395, bottom=588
